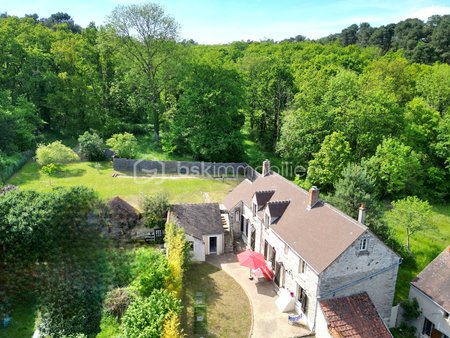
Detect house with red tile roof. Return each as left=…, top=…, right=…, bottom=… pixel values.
left=224, top=160, right=401, bottom=334
left=317, top=292, right=392, bottom=337
left=408, top=246, right=450, bottom=338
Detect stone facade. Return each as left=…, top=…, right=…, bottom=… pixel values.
left=232, top=201, right=400, bottom=331
left=113, top=158, right=260, bottom=180
left=319, top=231, right=399, bottom=323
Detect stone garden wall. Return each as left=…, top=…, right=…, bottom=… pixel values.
left=113, top=158, right=260, bottom=182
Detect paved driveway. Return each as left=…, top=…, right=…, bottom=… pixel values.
left=207, top=253, right=314, bottom=338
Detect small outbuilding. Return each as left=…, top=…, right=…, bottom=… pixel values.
left=168, top=203, right=224, bottom=262
left=105, top=196, right=140, bottom=240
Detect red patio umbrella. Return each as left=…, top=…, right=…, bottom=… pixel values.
left=237, top=250, right=266, bottom=279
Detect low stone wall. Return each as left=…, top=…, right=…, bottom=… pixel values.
left=113, top=158, right=260, bottom=182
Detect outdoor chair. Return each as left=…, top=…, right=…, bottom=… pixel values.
left=288, top=313, right=302, bottom=325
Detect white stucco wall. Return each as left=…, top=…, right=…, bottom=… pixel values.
left=186, top=234, right=205, bottom=262
left=409, top=286, right=450, bottom=338
left=238, top=201, right=399, bottom=330
left=241, top=204, right=319, bottom=329
left=203, top=234, right=224, bottom=255
left=315, top=306, right=333, bottom=338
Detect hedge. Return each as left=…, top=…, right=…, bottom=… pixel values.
left=0, top=151, right=33, bottom=184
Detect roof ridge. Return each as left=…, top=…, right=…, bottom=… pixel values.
left=172, top=202, right=219, bottom=206
left=270, top=172, right=367, bottom=231
left=267, top=199, right=291, bottom=205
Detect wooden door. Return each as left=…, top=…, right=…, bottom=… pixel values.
left=431, top=328, right=442, bottom=338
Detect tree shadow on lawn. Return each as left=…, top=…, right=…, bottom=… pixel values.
left=86, top=161, right=112, bottom=172
left=7, top=161, right=41, bottom=186
left=182, top=262, right=252, bottom=338
left=53, top=167, right=86, bottom=178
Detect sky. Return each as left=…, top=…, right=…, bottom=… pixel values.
left=1, top=0, right=449, bottom=44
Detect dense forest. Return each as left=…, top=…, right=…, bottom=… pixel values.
left=0, top=3, right=449, bottom=337
left=0, top=6, right=449, bottom=202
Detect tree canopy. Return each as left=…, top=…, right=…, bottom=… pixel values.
left=0, top=9, right=449, bottom=203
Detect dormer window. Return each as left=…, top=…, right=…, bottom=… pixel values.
left=359, top=238, right=368, bottom=251
left=252, top=190, right=275, bottom=218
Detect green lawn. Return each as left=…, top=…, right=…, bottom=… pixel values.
left=182, top=263, right=251, bottom=338
left=0, top=301, right=36, bottom=338
left=242, top=130, right=282, bottom=170
left=9, top=161, right=240, bottom=208
left=134, top=135, right=194, bottom=161
left=392, top=204, right=450, bottom=302
left=96, top=314, right=121, bottom=338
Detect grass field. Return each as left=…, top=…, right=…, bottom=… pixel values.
left=391, top=204, right=450, bottom=302
left=0, top=302, right=36, bottom=338
left=134, top=135, right=194, bottom=161
left=182, top=263, right=251, bottom=338
left=8, top=161, right=240, bottom=208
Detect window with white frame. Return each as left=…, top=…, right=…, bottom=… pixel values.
left=359, top=238, right=368, bottom=251
left=284, top=244, right=289, bottom=255
left=252, top=202, right=257, bottom=216
left=235, top=209, right=240, bottom=223
left=298, top=258, right=306, bottom=273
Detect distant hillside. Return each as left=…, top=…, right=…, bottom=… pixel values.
left=282, top=15, right=450, bottom=64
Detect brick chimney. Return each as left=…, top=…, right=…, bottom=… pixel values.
left=358, top=203, right=366, bottom=225
left=307, top=186, right=320, bottom=210
left=262, top=159, right=271, bottom=176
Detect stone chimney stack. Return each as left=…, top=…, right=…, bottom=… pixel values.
left=307, top=186, right=320, bottom=210
left=358, top=203, right=366, bottom=225
left=262, top=159, right=271, bottom=176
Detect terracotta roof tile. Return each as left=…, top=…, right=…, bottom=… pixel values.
left=320, top=293, right=392, bottom=338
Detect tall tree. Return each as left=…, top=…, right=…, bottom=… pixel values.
left=385, top=196, right=432, bottom=254
left=357, top=23, right=374, bottom=47
left=240, top=53, right=294, bottom=150
left=306, top=131, right=352, bottom=190
left=340, top=24, right=358, bottom=46
left=332, top=162, right=379, bottom=219
left=430, top=15, right=450, bottom=63
left=161, top=63, right=245, bottom=161
left=107, top=3, right=179, bottom=141
left=367, top=138, right=422, bottom=197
